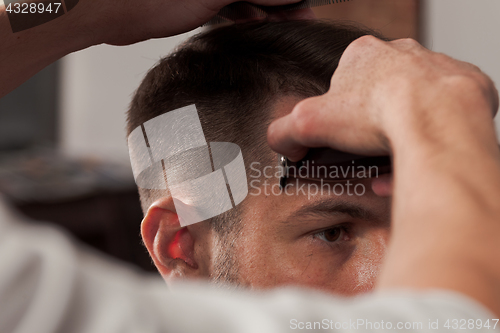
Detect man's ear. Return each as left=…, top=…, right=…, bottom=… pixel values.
left=141, top=197, right=208, bottom=282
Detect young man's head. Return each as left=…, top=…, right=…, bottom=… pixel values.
left=127, top=20, right=391, bottom=295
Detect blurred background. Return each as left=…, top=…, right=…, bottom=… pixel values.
left=0, top=0, right=498, bottom=272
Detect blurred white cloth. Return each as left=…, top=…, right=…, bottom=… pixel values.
left=0, top=196, right=496, bottom=333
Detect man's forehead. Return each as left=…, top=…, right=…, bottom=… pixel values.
left=262, top=95, right=306, bottom=167
left=285, top=197, right=379, bottom=222
left=242, top=177, right=389, bottom=229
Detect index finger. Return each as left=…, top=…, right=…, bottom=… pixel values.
left=267, top=112, right=310, bottom=162
left=267, top=96, right=333, bottom=161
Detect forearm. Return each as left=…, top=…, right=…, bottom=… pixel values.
left=378, top=92, right=500, bottom=315
left=0, top=1, right=98, bottom=98
left=0, top=0, right=304, bottom=98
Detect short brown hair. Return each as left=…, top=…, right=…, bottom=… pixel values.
left=127, top=20, right=384, bottom=282
left=127, top=19, right=383, bottom=221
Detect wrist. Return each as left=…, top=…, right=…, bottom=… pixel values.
left=0, top=1, right=97, bottom=97
left=384, top=76, right=498, bottom=160
left=13, top=1, right=99, bottom=54
left=57, top=0, right=103, bottom=48
left=73, top=0, right=119, bottom=46
left=385, top=76, right=500, bottom=219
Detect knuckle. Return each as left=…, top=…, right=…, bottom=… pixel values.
left=342, top=35, right=386, bottom=63
left=351, top=34, right=383, bottom=49
left=432, top=52, right=453, bottom=64
left=291, top=100, right=317, bottom=142
left=472, top=72, right=491, bottom=89
left=444, top=73, right=496, bottom=108
left=463, top=62, right=482, bottom=73
left=391, top=38, right=422, bottom=52
left=396, top=37, right=420, bottom=46
left=466, top=71, right=493, bottom=91
left=446, top=74, right=481, bottom=91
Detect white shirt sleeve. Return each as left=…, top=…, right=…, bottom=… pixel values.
left=0, top=197, right=497, bottom=333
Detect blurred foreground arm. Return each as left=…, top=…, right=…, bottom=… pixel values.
left=268, top=36, right=500, bottom=316
left=0, top=196, right=495, bottom=333
left=0, top=0, right=300, bottom=98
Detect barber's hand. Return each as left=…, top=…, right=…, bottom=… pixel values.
left=268, top=37, right=500, bottom=317
left=87, top=0, right=302, bottom=45
left=267, top=36, right=499, bottom=162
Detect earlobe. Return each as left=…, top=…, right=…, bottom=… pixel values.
left=141, top=197, right=199, bottom=281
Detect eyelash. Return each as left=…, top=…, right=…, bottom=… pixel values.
left=312, top=225, right=350, bottom=244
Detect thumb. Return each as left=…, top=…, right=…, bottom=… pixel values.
left=267, top=95, right=335, bottom=161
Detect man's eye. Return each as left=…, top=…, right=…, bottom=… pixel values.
left=314, top=226, right=346, bottom=243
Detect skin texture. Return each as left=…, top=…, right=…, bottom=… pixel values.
left=141, top=96, right=391, bottom=296
left=268, top=36, right=500, bottom=316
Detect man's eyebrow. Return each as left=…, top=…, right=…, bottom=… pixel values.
left=281, top=199, right=379, bottom=226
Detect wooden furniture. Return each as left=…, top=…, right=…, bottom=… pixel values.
left=312, top=0, right=421, bottom=40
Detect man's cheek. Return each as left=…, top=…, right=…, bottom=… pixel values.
left=351, top=233, right=388, bottom=293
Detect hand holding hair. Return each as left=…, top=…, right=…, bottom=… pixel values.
left=268, top=36, right=500, bottom=316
